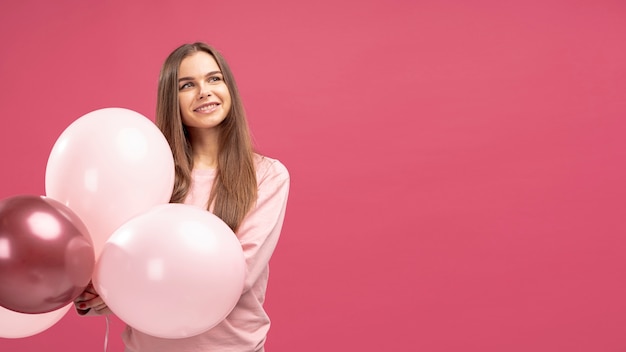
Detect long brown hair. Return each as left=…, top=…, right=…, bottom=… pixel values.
left=156, top=42, right=257, bottom=232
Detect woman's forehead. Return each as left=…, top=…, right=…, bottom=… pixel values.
left=179, top=52, right=220, bottom=76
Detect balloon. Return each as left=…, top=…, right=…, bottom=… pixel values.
left=0, top=304, right=71, bottom=339
left=93, top=204, right=246, bottom=339
left=0, top=195, right=95, bottom=314
left=45, top=108, right=175, bottom=258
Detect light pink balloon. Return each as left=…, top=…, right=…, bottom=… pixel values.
left=93, top=204, right=246, bottom=339
left=0, top=304, right=71, bottom=338
left=45, top=108, right=175, bottom=258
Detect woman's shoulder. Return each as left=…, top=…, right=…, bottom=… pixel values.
left=253, top=153, right=290, bottom=182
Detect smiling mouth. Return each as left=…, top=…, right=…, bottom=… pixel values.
left=194, top=103, right=219, bottom=112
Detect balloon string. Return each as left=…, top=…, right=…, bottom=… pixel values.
left=104, top=315, right=110, bottom=352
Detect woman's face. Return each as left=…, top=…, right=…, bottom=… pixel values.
left=177, top=51, right=232, bottom=132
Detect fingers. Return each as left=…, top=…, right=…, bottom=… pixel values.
left=84, top=284, right=98, bottom=295
left=75, top=291, right=98, bottom=303
left=74, top=294, right=95, bottom=316
left=79, top=295, right=102, bottom=309
left=88, top=297, right=112, bottom=315
left=74, top=292, right=111, bottom=315
left=74, top=283, right=112, bottom=316
left=93, top=303, right=112, bottom=315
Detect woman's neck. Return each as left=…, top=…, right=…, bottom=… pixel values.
left=187, top=127, right=219, bottom=170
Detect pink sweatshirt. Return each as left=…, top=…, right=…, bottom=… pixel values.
left=122, top=154, right=290, bottom=352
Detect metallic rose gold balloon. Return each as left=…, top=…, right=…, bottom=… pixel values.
left=0, top=195, right=95, bottom=314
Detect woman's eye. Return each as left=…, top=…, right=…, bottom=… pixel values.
left=179, top=82, right=193, bottom=90
left=208, top=76, right=222, bottom=83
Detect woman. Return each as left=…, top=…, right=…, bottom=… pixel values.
left=76, top=42, right=290, bottom=352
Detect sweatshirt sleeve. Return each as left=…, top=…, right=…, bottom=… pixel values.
left=236, top=158, right=290, bottom=294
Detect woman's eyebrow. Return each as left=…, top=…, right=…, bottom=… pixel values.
left=178, top=71, right=222, bottom=82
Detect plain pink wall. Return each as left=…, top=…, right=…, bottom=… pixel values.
left=2, top=0, right=626, bottom=351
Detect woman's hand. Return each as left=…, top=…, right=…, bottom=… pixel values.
left=74, top=283, right=112, bottom=316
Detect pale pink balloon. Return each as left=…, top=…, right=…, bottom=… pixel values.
left=0, top=304, right=71, bottom=338
left=93, top=204, right=246, bottom=339
left=45, top=108, right=175, bottom=258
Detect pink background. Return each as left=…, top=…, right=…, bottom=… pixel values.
left=1, top=0, right=626, bottom=351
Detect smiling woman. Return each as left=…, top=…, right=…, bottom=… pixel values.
left=72, top=42, right=290, bottom=352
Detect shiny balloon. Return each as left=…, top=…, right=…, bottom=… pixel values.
left=0, top=195, right=95, bottom=314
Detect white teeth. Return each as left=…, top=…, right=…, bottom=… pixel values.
left=195, top=103, right=217, bottom=112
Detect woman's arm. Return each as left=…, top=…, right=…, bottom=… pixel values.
left=237, top=158, right=290, bottom=293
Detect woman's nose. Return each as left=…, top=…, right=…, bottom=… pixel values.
left=199, top=84, right=211, bottom=99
